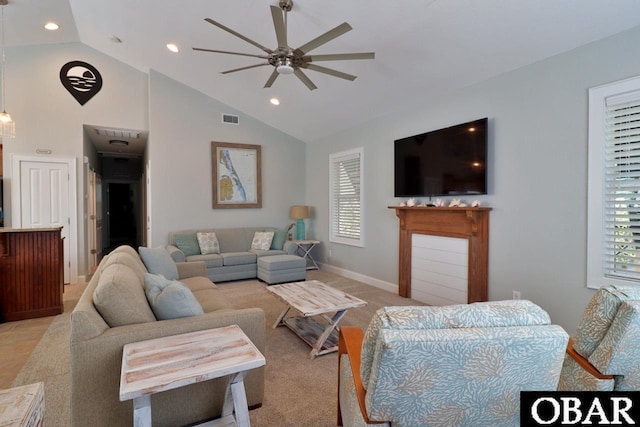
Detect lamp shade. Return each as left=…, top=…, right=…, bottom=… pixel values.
left=290, top=205, right=309, bottom=220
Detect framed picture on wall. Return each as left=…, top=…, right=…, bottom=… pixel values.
left=211, top=141, right=262, bottom=209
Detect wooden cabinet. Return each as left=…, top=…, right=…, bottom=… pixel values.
left=0, top=228, right=64, bottom=322
left=390, top=206, right=491, bottom=304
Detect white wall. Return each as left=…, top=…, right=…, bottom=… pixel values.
left=306, top=25, right=640, bottom=333
left=147, top=70, right=306, bottom=246
left=1, top=42, right=148, bottom=279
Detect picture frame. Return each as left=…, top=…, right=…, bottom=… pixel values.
left=211, top=141, right=262, bottom=209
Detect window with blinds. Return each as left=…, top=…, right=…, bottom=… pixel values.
left=329, top=147, right=364, bottom=246
left=604, top=91, right=640, bottom=281
left=587, top=75, right=640, bottom=289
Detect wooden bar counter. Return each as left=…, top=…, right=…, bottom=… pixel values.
left=0, top=227, right=64, bottom=322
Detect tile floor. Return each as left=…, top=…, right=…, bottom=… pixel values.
left=0, top=282, right=87, bottom=389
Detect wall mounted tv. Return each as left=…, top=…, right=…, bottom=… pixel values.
left=394, top=117, right=488, bottom=198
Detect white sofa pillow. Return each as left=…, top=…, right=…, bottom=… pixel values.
left=197, top=231, right=220, bottom=255
left=251, top=231, right=274, bottom=251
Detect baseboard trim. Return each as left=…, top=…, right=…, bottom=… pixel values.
left=319, top=264, right=398, bottom=294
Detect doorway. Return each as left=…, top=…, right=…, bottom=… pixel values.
left=104, top=181, right=141, bottom=254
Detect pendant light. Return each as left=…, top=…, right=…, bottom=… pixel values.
left=0, top=0, right=14, bottom=139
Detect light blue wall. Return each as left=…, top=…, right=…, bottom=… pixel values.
left=1, top=42, right=149, bottom=278
left=147, top=70, right=306, bottom=246
left=306, top=25, right=640, bottom=333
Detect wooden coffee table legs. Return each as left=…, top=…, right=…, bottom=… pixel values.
left=273, top=305, right=349, bottom=359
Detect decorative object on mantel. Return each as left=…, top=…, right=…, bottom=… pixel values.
left=449, top=198, right=461, bottom=207
left=472, top=200, right=481, bottom=207
left=0, top=0, right=14, bottom=139
left=290, top=205, right=310, bottom=240
left=406, top=198, right=417, bottom=207
left=434, top=198, right=445, bottom=207
left=59, top=60, right=103, bottom=106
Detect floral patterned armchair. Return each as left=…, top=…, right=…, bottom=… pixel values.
left=337, top=300, right=568, bottom=427
left=558, top=284, right=640, bottom=391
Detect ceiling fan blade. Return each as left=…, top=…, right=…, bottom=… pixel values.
left=192, top=47, right=269, bottom=59
left=270, top=6, right=287, bottom=48
left=304, top=63, right=357, bottom=81
left=294, top=69, right=318, bottom=91
left=221, top=63, right=270, bottom=74
left=304, top=52, right=375, bottom=62
left=204, top=18, right=273, bottom=54
left=294, top=22, right=352, bottom=55
left=264, top=70, right=279, bottom=88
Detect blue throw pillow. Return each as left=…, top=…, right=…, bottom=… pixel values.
left=270, top=229, right=288, bottom=250
left=173, top=233, right=201, bottom=256
left=138, top=246, right=179, bottom=280
left=143, top=273, right=204, bottom=320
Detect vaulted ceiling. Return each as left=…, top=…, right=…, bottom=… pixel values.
left=8, top=0, right=640, bottom=142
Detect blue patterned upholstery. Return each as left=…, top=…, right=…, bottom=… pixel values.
left=339, top=300, right=568, bottom=427
left=559, top=285, right=640, bottom=391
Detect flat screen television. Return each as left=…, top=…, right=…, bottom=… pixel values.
left=394, top=118, right=488, bottom=198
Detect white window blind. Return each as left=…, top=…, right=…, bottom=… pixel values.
left=603, top=91, right=640, bottom=281
left=329, top=148, right=364, bottom=246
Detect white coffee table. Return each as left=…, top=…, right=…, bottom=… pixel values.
left=119, top=325, right=265, bottom=427
left=266, top=280, right=367, bottom=359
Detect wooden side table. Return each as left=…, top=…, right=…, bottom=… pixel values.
left=119, top=326, right=265, bottom=427
left=0, top=382, right=45, bottom=426
left=291, top=239, right=320, bottom=270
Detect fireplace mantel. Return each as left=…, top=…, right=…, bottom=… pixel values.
left=389, top=206, right=492, bottom=303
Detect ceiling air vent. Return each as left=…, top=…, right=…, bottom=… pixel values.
left=222, top=114, right=239, bottom=125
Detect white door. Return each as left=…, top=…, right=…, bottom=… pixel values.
left=19, top=160, right=71, bottom=283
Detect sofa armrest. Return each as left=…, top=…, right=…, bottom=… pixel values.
left=338, top=326, right=385, bottom=426
left=566, top=337, right=614, bottom=380
left=177, top=261, right=206, bottom=279
left=167, top=244, right=186, bottom=262
left=283, top=240, right=298, bottom=255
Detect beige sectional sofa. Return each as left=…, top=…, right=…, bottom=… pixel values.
left=167, top=226, right=298, bottom=282
left=70, top=245, right=265, bottom=427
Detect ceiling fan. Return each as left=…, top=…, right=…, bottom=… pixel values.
left=192, top=0, right=375, bottom=91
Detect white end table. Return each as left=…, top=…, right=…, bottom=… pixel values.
left=119, top=326, right=265, bottom=427
left=291, top=239, right=320, bottom=270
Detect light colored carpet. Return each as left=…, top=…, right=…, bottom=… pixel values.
left=13, top=269, right=424, bottom=427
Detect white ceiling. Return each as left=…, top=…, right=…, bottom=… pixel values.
left=7, top=0, right=640, bottom=143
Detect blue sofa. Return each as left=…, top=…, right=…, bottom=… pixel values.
left=167, top=227, right=298, bottom=282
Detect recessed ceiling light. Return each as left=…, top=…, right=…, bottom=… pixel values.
left=166, top=43, right=180, bottom=53
left=44, top=22, right=59, bottom=31
left=270, top=98, right=280, bottom=106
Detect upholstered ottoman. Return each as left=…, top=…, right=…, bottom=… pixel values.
left=257, top=255, right=306, bottom=285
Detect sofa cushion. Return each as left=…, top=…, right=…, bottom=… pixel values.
left=251, top=249, right=287, bottom=258
left=173, top=233, right=201, bottom=256
left=143, top=273, right=204, bottom=320
left=215, top=228, right=251, bottom=253
left=197, top=231, right=220, bottom=255
left=192, top=288, right=234, bottom=313
left=139, top=246, right=179, bottom=280
left=251, top=231, right=274, bottom=251
left=93, top=264, right=156, bottom=327
left=186, top=253, right=224, bottom=268
left=222, top=252, right=257, bottom=266
left=100, top=251, right=147, bottom=282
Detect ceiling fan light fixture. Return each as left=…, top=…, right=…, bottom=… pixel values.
left=276, top=58, right=294, bottom=75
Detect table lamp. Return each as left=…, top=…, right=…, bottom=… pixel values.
left=290, top=205, right=310, bottom=240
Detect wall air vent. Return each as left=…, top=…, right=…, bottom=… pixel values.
left=222, top=114, right=239, bottom=125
